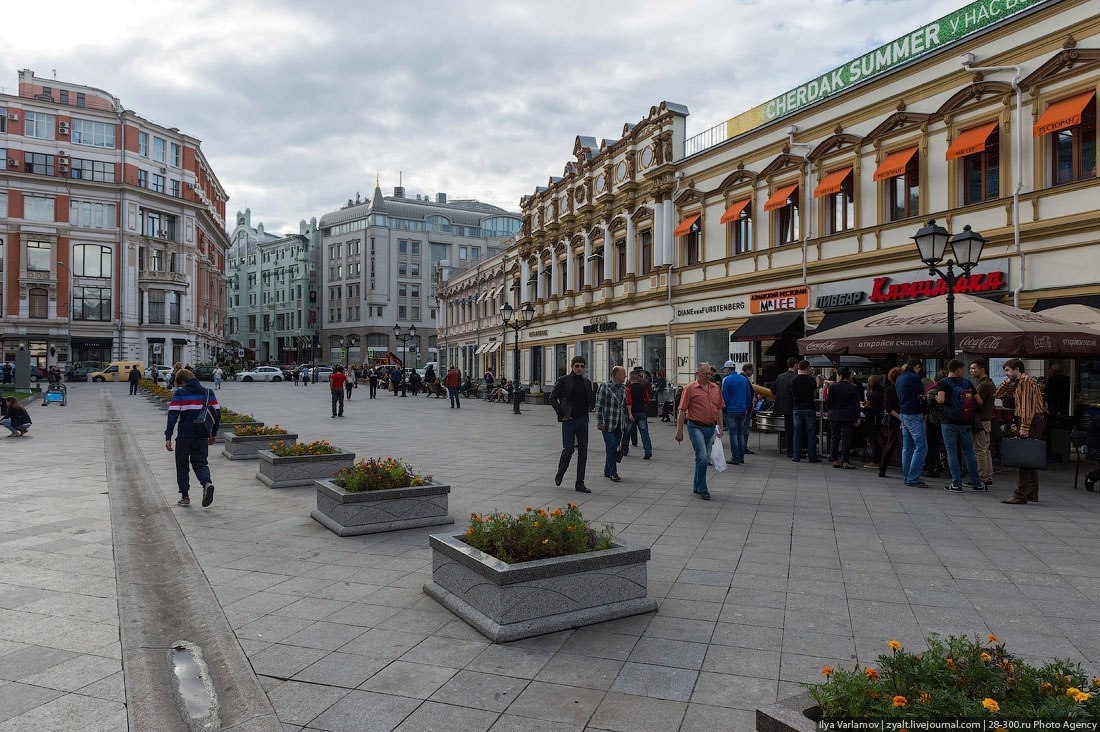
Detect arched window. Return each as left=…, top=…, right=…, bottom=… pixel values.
left=29, top=287, right=49, bottom=318
left=73, top=244, right=113, bottom=278
left=426, top=215, right=451, bottom=232
left=481, top=217, right=521, bottom=237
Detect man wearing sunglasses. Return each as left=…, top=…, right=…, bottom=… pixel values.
left=550, top=356, right=596, bottom=493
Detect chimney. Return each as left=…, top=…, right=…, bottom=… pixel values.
left=436, top=192, right=447, bottom=204
left=393, top=186, right=405, bottom=198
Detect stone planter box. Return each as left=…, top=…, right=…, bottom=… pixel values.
left=256, top=449, right=355, bottom=488
left=311, top=480, right=454, bottom=536
left=424, top=533, right=657, bottom=643
left=525, top=391, right=550, bottom=405
left=214, top=422, right=264, bottom=443
left=756, top=692, right=819, bottom=732
left=221, top=431, right=298, bottom=460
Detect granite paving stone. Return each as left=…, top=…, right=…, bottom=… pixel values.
left=358, top=660, right=459, bottom=698
left=503, top=680, right=605, bottom=726
left=429, top=669, right=530, bottom=712
left=610, top=661, right=698, bottom=701
left=307, top=689, right=421, bottom=732
left=587, top=691, right=688, bottom=732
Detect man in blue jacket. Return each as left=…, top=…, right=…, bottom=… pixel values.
left=165, top=368, right=220, bottom=507
left=895, top=358, right=928, bottom=487
left=721, top=360, right=754, bottom=465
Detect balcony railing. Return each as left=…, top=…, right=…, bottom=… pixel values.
left=139, top=269, right=188, bottom=285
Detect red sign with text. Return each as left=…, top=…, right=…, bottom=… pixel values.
left=868, top=271, right=1006, bottom=303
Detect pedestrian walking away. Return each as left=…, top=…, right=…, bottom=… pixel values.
left=623, top=370, right=653, bottom=460
left=595, top=366, right=629, bottom=483
left=896, top=358, right=929, bottom=487
left=721, top=360, right=753, bottom=465
left=293, top=368, right=300, bottom=386
left=213, top=366, right=224, bottom=390
left=444, top=366, right=462, bottom=408
left=995, top=359, right=1045, bottom=504
left=933, top=359, right=986, bottom=492
left=1, top=397, right=32, bottom=436
left=825, top=368, right=861, bottom=469
left=675, top=362, right=725, bottom=500
left=790, top=361, right=820, bottom=463
left=368, top=368, right=378, bottom=398
left=330, top=365, right=347, bottom=417
left=165, top=368, right=220, bottom=507
left=345, top=367, right=355, bottom=399
left=550, top=356, right=596, bottom=493
left=969, top=360, right=996, bottom=486
left=128, top=364, right=142, bottom=395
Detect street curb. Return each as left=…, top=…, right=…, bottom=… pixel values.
left=102, top=392, right=282, bottom=732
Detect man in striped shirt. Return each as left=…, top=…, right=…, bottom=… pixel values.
left=165, top=368, right=221, bottom=507
left=994, top=359, right=1044, bottom=504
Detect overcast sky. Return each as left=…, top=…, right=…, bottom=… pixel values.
left=2, top=0, right=971, bottom=234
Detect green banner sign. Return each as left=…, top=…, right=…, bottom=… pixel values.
left=724, top=0, right=1048, bottom=139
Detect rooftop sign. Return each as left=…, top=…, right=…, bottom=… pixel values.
left=721, top=0, right=1047, bottom=141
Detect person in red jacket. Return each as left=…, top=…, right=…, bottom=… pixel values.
left=330, top=366, right=347, bottom=418
left=444, top=366, right=462, bottom=409
left=622, top=369, right=653, bottom=459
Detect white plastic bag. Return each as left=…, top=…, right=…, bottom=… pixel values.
left=711, top=437, right=727, bottom=472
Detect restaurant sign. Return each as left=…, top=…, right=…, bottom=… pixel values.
left=720, top=0, right=1045, bottom=140
left=813, top=259, right=1008, bottom=309
left=750, top=286, right=810, bottom=314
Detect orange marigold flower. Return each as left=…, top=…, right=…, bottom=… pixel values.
left=566, top=526, right=574, bottom=532
left=868, top=690, right=878, bottom=700
left=1093, top=676, right=1100, bottom=688
left=821, top=666, right=834, bottom=677
left=864, top=668, right=879, bottom=680
left=1067, top=687, right=1082, bottom=699
left=541, top=539, right=549, bottom=544
left=567, top=502, right=577, bottom=510
left=987, top=633, right=998, bottom=643
left=982, top=698, right=1000, bottom=713
left=465, top=528, right=474, bottom=536
left=980, top=652, right=992, bottom=663
left=892, top=696, right=907, bottom=708
left=888, top=640, right=901, bottom=651
left=919, top=692, right=931, bottom=704
left=526, top=506, right=533, bottom=512
left=551, top=509, right=562, bottom=517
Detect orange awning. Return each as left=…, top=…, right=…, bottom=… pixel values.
left=719, top=198, right=752, bottom=224
left=764, top=183, right=799, bottom=212
left=872, top=146, right=918, bottom=182
left=1033, top=90, right=1096, bottom=136
left=673, top=214, right=700, bottom=237
left=946, top=121, right=999, bottom=160
left=813, top=167, right=853, bottom=198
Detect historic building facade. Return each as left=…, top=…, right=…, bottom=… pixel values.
left=317, top=184, right=520, bottom=367
left=0, top=68, right=230, bottom=368
left=508, top=0, right=1099, bottom=394
left=435, top=249, right=510, bottom=377
left=226, top=209, right=320, bottom=364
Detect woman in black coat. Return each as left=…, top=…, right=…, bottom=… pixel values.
left=863, top=374, right=885, bottom=468
left=878, top=367, right=903, bottom=478
left=825, top=368, right=861, bottom=468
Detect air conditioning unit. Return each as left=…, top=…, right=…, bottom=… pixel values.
left=152, top=344, right=163, bottom=354
left=7, top=158, right=16, bottom=168
left=58, top=164, right=70, bottom=174
left=7, top=112, right=18, bottom=121
left=58, top=156, right=70, bottom=164
left=159, top=166, right=167, bottom=173
left=57, top=122, right=69, bottom=134
left=186, top=182, right=195, bottom=190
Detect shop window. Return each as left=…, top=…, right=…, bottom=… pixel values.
left=1050, top=96, right=1097, bottom=185
left=640, top=231, right=653, bottom=274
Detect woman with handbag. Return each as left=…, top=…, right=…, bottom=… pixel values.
left=994, top=359, right=1045, bottom=504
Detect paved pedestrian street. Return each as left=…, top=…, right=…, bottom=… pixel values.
left=3, top=381, right=1100, bottom=731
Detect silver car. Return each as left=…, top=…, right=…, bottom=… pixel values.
left=235, top=366, right=285, bottom=382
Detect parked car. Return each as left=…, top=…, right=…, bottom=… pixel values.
left=29, top=366, right=47, bottom=382
left=312, top=366, right=333, bottom=382
left=145, top=364, right=172, bottom=380
left=66, top=365, right=97, bottom=382
left=192, top=365, right=217, bottom=381
left=235, top=366, right=284, bottom=382
left=90, top=360, right=146, bottom=383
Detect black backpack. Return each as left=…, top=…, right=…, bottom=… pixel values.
left=943, top=378, right=977, bottom=425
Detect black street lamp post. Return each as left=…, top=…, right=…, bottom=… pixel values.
left=912, top=219, right=987, bottom=357
left=392, top=324, right=416, bottom=370
left=500, top=302, right=535, bottom=415
left=336, top=335, right=359, bottom=368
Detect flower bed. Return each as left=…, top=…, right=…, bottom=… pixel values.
left=256, top=444, right=355, bottom=488
left=311, top=458, right=453, bottom=536
left=221, top=430, right=298, bottom=461
left=758, top=635, right=1100, bottom=731
left=213, top=410, right=261, bottom=443
left=423, top=504, right=655, bottom=642
left=233, top=424, right=287, bottom=437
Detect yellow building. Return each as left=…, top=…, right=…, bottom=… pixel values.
left=503, top=0, right=1098, bottom=396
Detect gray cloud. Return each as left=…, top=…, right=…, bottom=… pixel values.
left=1, top=0, right=966, bottom=233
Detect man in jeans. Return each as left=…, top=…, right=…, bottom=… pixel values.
left=330, top=365, right=347, bottom=418
left=165, top=368, right=220, bottom=508
left=675, top=363, right=725, bottom=500
left=721, top=360, right=753, bottom=465
left=934, top=359, right=986, bottom=492
left=444, top=366, right=462, bottom=408
left=773, top=357, right=798, bottom=458
left=969, top=360, right=996, bottom=486
left=595, top=367, right=629, bottom=482
left=550, top=356, right=595, bottom=493
left=790, top=361, right=820, bottom=463
left=896, top=358, right=929, bottom=487
left=128, top=365, right=142, bottom=395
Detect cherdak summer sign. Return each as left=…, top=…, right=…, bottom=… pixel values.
left=723, top=0, right=1047, bottom=139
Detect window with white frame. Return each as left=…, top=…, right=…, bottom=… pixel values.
left=0, top=191, right=6, bottom=217
left=170, top=179, right=180, bottom=197
left=24, top=111, right=55, bottom=140
left=70, top=158, right=114, bottom=182
left=138, top=132, right=149, bottom=157
left=71, top=119, right=115, bottom=148
left=152, top=174, right=165, bottom=193
left=152, top=137, right=166, bottom=162
left=24, top=196, right=54, bottom=222
left=73, top=244, right=112, bottom=278
left=171, top=142, right=182, bottom=167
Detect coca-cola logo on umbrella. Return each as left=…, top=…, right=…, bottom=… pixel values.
left=959, top=336, right=1002, bottom=350
left=1033, top=335, right=1052, bottom=350
left=803, top=341, right=839, bottom=353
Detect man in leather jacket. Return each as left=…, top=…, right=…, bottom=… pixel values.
left=550, top=356, right=596, bottom=493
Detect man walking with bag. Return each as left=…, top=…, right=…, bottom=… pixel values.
left=165, top=368, right=220, bottom=508
left=595, top=366, right=629, bottom=483
left=995, top=359, right=1044, bottom=504
left=330, top=365, right=347, bottom=418
left=933, top=359, right=986, bottom=492
left=551, top=356, right=595, bottom=493
left=675, top=362, right=725, bottom=500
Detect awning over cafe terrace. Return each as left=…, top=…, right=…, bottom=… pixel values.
left=730, top=312, right=803, bottom=342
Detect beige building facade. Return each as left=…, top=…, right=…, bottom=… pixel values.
left=503, top=0, right=1099, bottom=392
